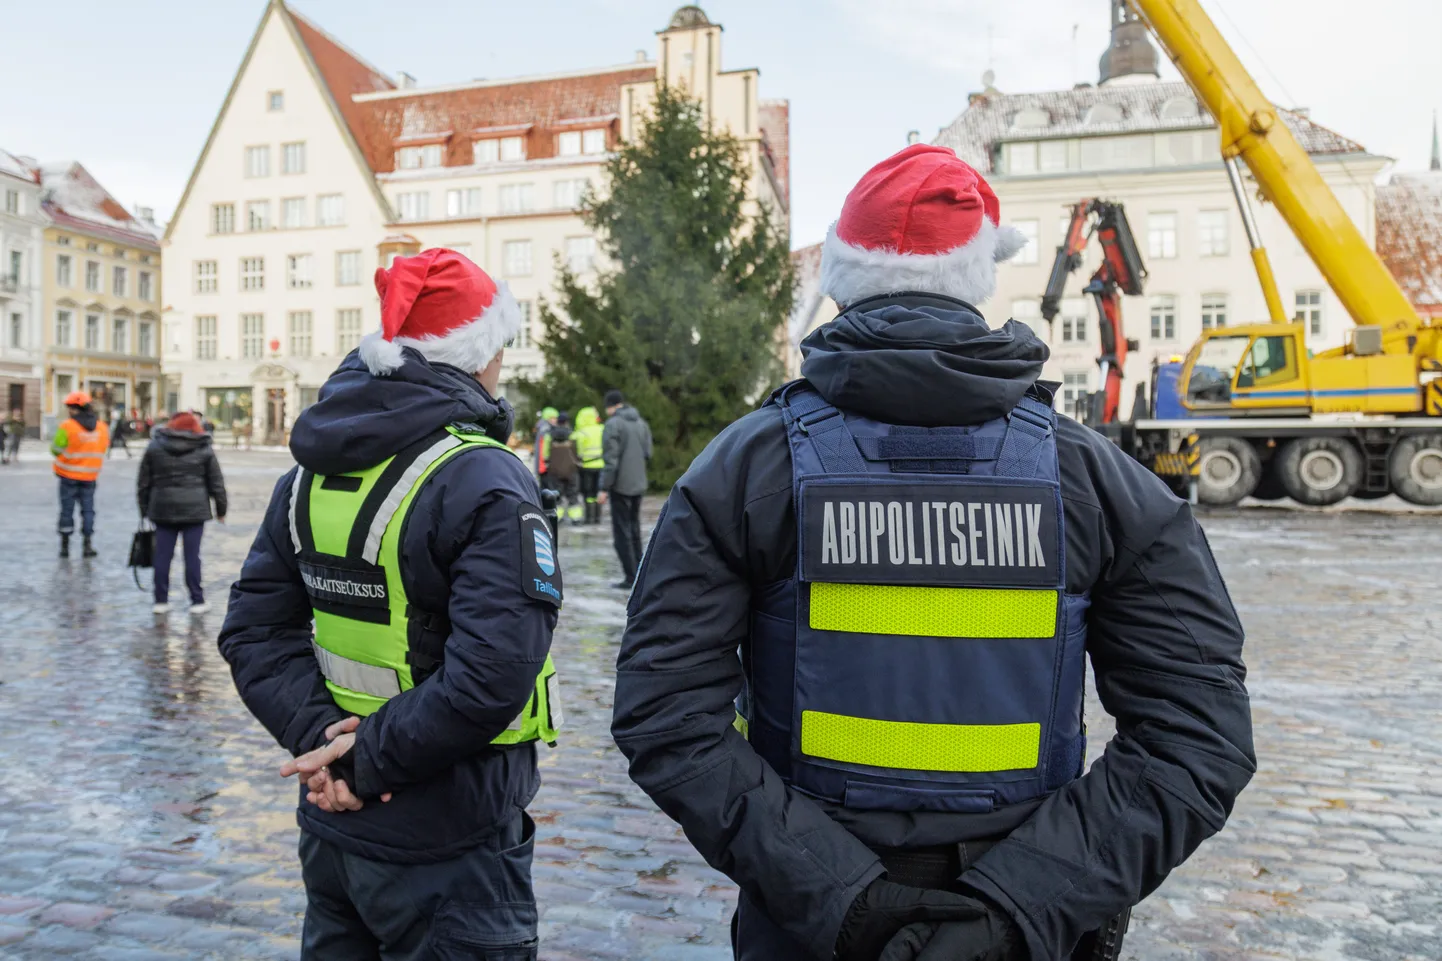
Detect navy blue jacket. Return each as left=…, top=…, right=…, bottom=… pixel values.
left=219, top=350, right=557, bottom=863
left=612, top=295, right=1255, bottom=959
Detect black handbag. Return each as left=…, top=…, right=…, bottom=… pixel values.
left=129, top=520, right=154, bottom=590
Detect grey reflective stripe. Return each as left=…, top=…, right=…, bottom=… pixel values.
left=505, top=709, right=525, bottom=731
left=57, top=462, right=101, bottom=474
left=361, top=435, right=465, bottom=565
left=312, top=641, right=402, bottom=699
left=288, top=469, right=307, bottom=555
left=546, top=672, right=563, bottom=730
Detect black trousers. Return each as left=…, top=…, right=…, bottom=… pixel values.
left=609, top=492, right=644, bottom=584
left=153, top=523, right=204, bottom=604
left=299, top=811, right=538, bottom=960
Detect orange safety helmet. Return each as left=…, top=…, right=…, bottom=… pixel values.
left=63, top=390, right=93, bottom=408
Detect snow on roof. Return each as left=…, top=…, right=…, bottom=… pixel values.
left=1377, top=171, right=1442, bottom=313
left=0, top=148, right=38, bottom=184
left=934, top=81, right=1368, bottom=173
left=39, top=162, right=160, bottom=247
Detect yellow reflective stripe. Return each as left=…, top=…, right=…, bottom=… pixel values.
left=801, top=710, right=1040, bottom=773
left=809, top=583, right=1057, bottom=639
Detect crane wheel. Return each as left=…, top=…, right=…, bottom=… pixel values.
left=1195, top=437, right=1261, bottom=506
left=1277, top=437, right=1362, bottom=506
left=1389, top=434, right=1442, bottom=506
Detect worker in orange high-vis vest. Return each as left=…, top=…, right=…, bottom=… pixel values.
left=52, top=391, right=110, bottom=558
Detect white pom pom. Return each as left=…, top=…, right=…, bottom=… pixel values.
left=993, top=224, right=1030, bottom=263
left=359, top=332, right=405, bottom=375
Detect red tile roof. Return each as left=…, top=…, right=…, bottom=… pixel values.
left=1377, top=172, right=1442, bottom=316
left=285, top=5, right=396, bottom=171
left=39, top=162, right=159, bottom=249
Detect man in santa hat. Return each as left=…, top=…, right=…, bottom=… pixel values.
left=613, top=145, right=1254, bottom=961
left=221, top=249, right=562, bottom=958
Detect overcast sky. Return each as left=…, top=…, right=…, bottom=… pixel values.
left=3, top=0, right=1438, bottom=247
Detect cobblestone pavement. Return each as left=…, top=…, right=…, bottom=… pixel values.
left=0, top=450, right=1438, bottom=960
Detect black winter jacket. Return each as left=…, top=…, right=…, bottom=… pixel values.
left=138, top=429, right=227, bottom=525
left=612, top=294, right=1255, bottom=960
left=219, top=349, right=558, bottom=863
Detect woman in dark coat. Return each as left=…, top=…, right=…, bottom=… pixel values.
left=137, top=411, right=228, bottom=615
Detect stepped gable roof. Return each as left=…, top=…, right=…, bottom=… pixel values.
left=1377, top=172, right=1442, bottom=314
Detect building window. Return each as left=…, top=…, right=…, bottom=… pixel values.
left=241, top=257, right=265, bottom=291
left=1060, top=298, right=1088, bottom=343
left=282, top=197, right=307, bottom=229
left=57, top=254, right=72, bottom=287
left=282, top=142, right=306, bottom=174
left=288, top=310, right=313, bottom=357
left=57, top=236, right=71, bottom=246
left=247, top=200, right=271, bottom=232
left=553, top=178, right=588, bottom=209
left=1150, top=295, right=1178, bottom=341
left=1201, top=294, right=1228, bottom=330
left=508, top=300, right=533, bottom=349
left=287, top=254, right=313, bottom=290
left=582, top=129, right=606, bottom=155
left=447, top=243, right=473, bottom=261
left=241, top=313, right=265, bottom=360
left=268, top=90, right=284, bottom=111
left=557, top=131, right=582, bottom=157
left=1296, top=289, right=1323, bottom=336
left=446, top=188, right=482, bottom=218
left=1007, top=142, right=1038, bottom=175
left=1012, top=219, right=1040, bottom=265
left=336, top=250, right=362, bottom=286
left=138, top=271, right=153, bottom=302
left=397, top=144, right=445, bottom=169
left=1147, top=212, right=1178, bottom=260
left=138, top=320, right=153, bottom=357
left=336, top=308, right=363, bottom=353
left=8, top=312, right=20, bottom=348
left=55, top=309, right=73, bottom=347
left=245, top=145, right=270, bottom=178
left=195, top=315, right=218, bottom=360
left=502, top=240, right=533, bottom=277
left=195, top=260, right=218, bottom=293
left=112, top=266, right=128, bottom=297
left=473, top=139, right=500, bottom=164
left=396, top=191, right=430, bottom=222
left=1198, top=210, right=1229, bottom=257
left=85, top=313, right=102, bottom=350
left=1010, top=299, right=1042, bottom=336
left=84, top=261, right=100, bottom=293
left=1061, top=371, right=1091, bottom=419
left=3, top=190, right=17, bottom=215
left=565, top=236, right=596, bottom=274
left=316, top=194, right=345, bottom=226
left=112, top=316, right=128, bottom=354
left=498, top=183, right=535, bottom=214
left=499, top=136, right=525, bottom=162
left=1039, top=140, right=1069, bottom=173
left=212, top=203, right=235, bottom=234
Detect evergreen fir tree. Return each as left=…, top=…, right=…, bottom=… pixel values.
left=516, top=83, right=793, bottom=488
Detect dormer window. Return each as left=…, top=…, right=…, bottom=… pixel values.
left=1011, top=107, right=1050, bottom=131
left=1084, top=103, right=1124, bottom=125
left=1160, top=96, right=1199, bottom=121
left=398, top=144, right=445, bottom=169
left=475, top=136, right=526, bottom=165
left=557, top=129, right=609, bottom=157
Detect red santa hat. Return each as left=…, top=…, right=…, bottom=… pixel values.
left=819, top=144, right=1028, bottom=308
left=359, top=248, right=521, bottom=376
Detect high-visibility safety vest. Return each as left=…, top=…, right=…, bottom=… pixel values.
left=574, top=407, right=604, bottom=469
left=287, top=424, right=562, bottom=745
left=739, top=383, right=1087, bottom=813
left=52, top=417, right=110, bottom=481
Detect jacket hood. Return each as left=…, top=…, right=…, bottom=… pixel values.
left=69, top=408, right=99, bottom=431
left=575, top=407, right=600, bottom=429
left=610, top=405, right=641, bottom=423
left=289, top=348, right=515, bottom=475
left=799, top=293, right=1048, bottom=426
left=152, top=428, right=213, bottom=456
left=549, top=424, right=573, bottom=443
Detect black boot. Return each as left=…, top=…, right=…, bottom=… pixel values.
left=59, top=534, right=70, bottom=558
left=82, top=536, right=97, bottom=558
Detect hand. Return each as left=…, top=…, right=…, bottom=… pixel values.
left=216, top=516, right=226, bottom=524
left=596, top=491, right=608, bottom=506
left=281, top=717, right=391, bottom=812
left=834, top=880, right=989, bottom=961
left=878, top=911, right=1022, bottom=961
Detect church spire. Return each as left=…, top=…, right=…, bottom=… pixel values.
left=1099, top=0, right=1160, bottom=85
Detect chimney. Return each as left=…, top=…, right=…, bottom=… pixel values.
left=906, top=130, right=921, bottom=146
left=135, top=206, right=155, bottom=224
left=397, top=72, right=417, bottom=90
left=635, top=49, right=648, bottom=62
left=1292, top=106, right=1311, bottom=118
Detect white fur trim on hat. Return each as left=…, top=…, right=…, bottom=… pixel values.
left=359, top=282, right=523, bottom=376
left=819, top=218, right=1030, bottom=308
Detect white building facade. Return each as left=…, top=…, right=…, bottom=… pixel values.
left=163, top=1, right=787, bottom=442
left=934, top=77, right=1387, bottom=420
left=0, top=149, right=45, bottom=431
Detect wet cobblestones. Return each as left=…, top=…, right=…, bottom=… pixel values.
left=0, top=451, right=1439, bottom=960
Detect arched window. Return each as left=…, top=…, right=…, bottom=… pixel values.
left=1011, top=107, right=1051, bottom=131
left=1160, top=96, right=1198, bottom=120
left=1084, top=103, right=1124, bottom=125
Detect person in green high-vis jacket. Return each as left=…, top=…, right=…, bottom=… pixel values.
left=574, top=405, right=605, bottom=525
left=220, top=250, right=563, bottom=960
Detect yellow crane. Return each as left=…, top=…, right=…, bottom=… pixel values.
left=1130, top=0, right=1442, bottom=419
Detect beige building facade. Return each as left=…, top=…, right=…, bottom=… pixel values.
left=163, top=1, right=788, bottom=442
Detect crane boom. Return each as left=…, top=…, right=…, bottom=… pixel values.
left=1128, top=0, right=1422, bottom=333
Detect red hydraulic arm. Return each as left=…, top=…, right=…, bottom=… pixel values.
left=1041, top=199, right=1147, bottom=425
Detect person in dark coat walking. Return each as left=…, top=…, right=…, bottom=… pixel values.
left=612, top=146, right=1255, bottom=961
left=138, top=411, right=228, bottom=615
left=597, top=389, right=651, bottom=589
left=219, top=250, right=561, bottom=960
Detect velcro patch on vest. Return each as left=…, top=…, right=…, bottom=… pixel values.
left=299, top=557, right=391, bottom=623
left=800, top=480, right=1060, bottom=588
left=519, top=504, right=563, bottom=606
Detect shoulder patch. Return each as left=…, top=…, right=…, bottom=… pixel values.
left=518, top=502, right=563, bottom=606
